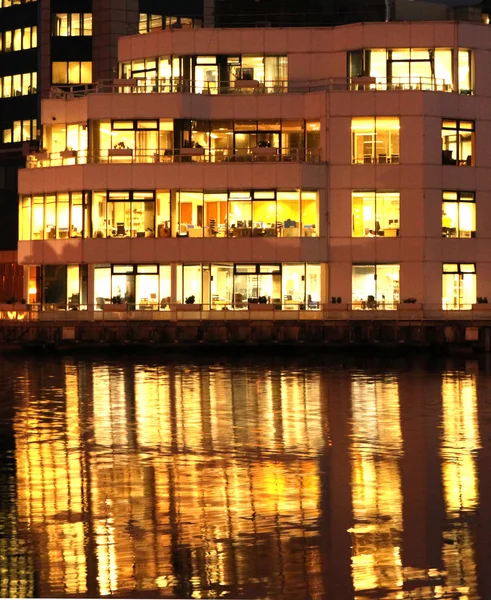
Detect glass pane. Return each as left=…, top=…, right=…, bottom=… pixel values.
left=277, top=191, right=300, bottom=236
left=136, top=274, right=159, bottom=308
left=435, top=49, right=453, bottom=90
left=211, top=264, right=233, bottom=308
left=458, top=49, right=472, bottom=93
left=352, top=265, right=376, bottom=308
left=57, top=193, right=69, bottom=237
left=159, top=265, right=171, bottom=309
left=459, top=202, right=475, bottom=237
left=352, top=117, right=375, bottom=164
left=301, top=191, right=318, bottom=236
left=376, top=264, right=400, bottom=308
left=156, top=191, right=171, bottom=237
left=282, top=264, right=305, bottom=308
left=32, top=196, right=44, bottom=239
left=92, top=192, right=106, bottom=237
left=183, top=265, right=202, bottom=304
left=204, top=193, right=227, bottom=237
left=442, top=202, right=458, bottom=237
left=178, top=191, right=203, bottom=235
left=228, top=201, right=252, bottom=236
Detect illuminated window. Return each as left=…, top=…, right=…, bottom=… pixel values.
left=348, top=48, right=458, bottom=91
left=352, top=192, right=400, bottom=237
left=0, top=72, right=36, bottom=97
left=442, top=120, right=474, bottom=166
left=351, top=117, right=400, bottom=164
left=139, top=13, right=163, bottom=33
left=119, top=54, right=287, bottom=93
left=19, top=192, right=88, bottom=240
left=94, top=264, right=169, bottom=309
left=0, top=0, right=37, bottom=7
left=442, top=192, right=476, bottom=238
left=442, top=263, right=476, bottom=310
left=52, top=61, right=92, bottom=84
left=165, top=16, right=201, bottom=29
left=91, top=191, right=155, bottom=239
left=458, top=49, right=473, bottom=94
left=53, top=13, right=92, bottom=36
left=352, top=264, right=400, bottom=309
left=0, top=26, right=37, bottom=51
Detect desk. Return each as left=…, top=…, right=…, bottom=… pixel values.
left=230, top=228, right=252, bottom=238
left=384, top=228, right=399, bottom=237
left=283, top=227, right=300, bottom=237
left=188, top=228, right=203, bottom=238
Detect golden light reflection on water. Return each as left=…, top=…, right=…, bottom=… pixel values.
left=4, top=359, right=489, bottom=599
left=441, top=373, right=481, bottom=600
left=349, top=377, right=404, bottom=598
left=12, top=362, right=324, bottom=598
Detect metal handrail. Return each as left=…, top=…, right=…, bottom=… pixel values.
left=26, top=147, right=322, bottom=168
left=1, top=302, right=489, bottom=322
left=49, top=76, right=454, bottom=99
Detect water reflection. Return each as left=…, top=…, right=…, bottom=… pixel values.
left=441, top=372, right=480, bottom=599
left=1, top=357, right=490, bottom=598
left=349, top=376, right=403, bottom=598
left=12, top=362, right=324, bottom=598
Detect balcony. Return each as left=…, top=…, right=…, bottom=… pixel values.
left=48, top=75, right=453, bottom=99
left=26, top=147, right=323, bottom=168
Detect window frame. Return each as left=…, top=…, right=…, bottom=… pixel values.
left=441, top=119, right=475, bottom=166
left=442, top=191, right=476, bottom=238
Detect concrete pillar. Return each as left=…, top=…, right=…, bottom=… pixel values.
left=203, top=0, right=215, bottom=27
left=92, top=0, right=139, bottom=81
left=87, top=264, right=95, bottom=308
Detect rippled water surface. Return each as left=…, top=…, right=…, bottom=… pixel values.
left=0, top=354, right=491, bottom=599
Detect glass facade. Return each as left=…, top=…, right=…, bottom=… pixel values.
left=90, top=263, right=321, bottom=310
left=442, top=120, right=474, bottom=166
left=352, top=264, right=400, bottom=309
left=352, top=192, right=400, bottom=237
left=351, top=117, right=400, bottom=164
left=442, top=264, right=476, bottom=310
left=442, top=192, right=476, bottom=238
left=348, top=48, right=473, bottom=93
left=20, top=190, right=319, bottom=240
left=120, top=54, right=288, bottom=94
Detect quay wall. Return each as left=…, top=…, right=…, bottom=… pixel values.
left=0, top=317, right=490, bottom=353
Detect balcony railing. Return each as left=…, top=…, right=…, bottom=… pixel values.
left=49, top=76, right=453, bottom=99
left=26, top=147, right=322, bottom=168
left=1, top=302, right=488, bottom=322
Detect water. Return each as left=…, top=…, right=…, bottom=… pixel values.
left=0, top=353, right=490, bottom=599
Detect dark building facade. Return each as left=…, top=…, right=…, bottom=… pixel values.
left=0, top=0, right=205, bottom=252
left=213, top=0, right=388, bottom=27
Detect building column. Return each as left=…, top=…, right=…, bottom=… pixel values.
left=87, top=265, right=94, bottom=309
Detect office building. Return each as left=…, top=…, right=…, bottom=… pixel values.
left=15, top=21, right=491, bottom=312
left=0, top=0, right=205, bottom=255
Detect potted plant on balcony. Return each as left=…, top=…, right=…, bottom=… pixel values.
left=179, top=295, right=203, bottom=311
left=109, top=141, right=133, bottom=157
left=0, top=297, right=27, bottom=312
left=398, top=297, right=422, bottom=310
left=472, top=297, right=491, bottom=310
left=103, top=294, right=127, bottom=311
left=249, top=296, right=274, bottom=311
left=252, top=140, right=277, bottom=157
left=60, top=147, right=78, bottom=159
